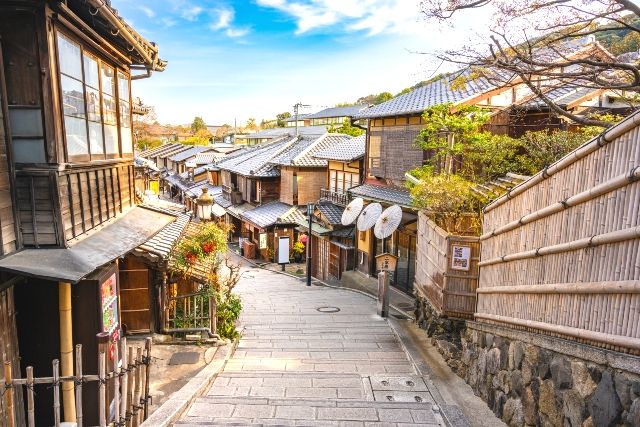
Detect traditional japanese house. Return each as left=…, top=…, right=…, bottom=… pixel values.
left=305, top=105, right=369, bottom=127
left=0, top=1, right=168, bottom=424
left=234, top=126, right=327, bottom=146
left=167, top=145, right=211, bottom=174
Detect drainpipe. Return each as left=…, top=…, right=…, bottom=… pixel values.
left=59, top=282, right=76, bottom=421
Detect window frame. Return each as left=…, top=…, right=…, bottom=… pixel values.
left=54, top=28, right=133, bottom=164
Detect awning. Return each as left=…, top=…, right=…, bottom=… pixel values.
left=212, top=204, right=227, bottom=217
left=0, top=206, right=176, bottom=283
left=296, top=222, right=332, bottom=236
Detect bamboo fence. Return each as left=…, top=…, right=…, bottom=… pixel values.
left=1, top=338, right=152, bottom=427
left=416, top=212, right=480, bottom=318
left=478, top=110, right=640, bottom=355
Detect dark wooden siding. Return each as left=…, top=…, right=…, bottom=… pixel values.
left=368, top=120, right=424, bottom=184
left=59, top=163, right=134, bottom=241
left=0, top=284, right=24, bottom=426
left=15, top=172, right=58, bottom=246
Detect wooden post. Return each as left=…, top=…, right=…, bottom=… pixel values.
left=126, top=346, right=134, bottom=427
left=113, top=341, right=120, bottom=426
left=209, top=294, right=217, bottom=335
left=98, top=352, right=106, bottom=427
left=75, top=344, right=83, bottom=427
left=53, top=359, right=61, bottom=427
left=4, top=361, right=14, bottom=427
left=132, top=347, right=142, bottom=427
left=26, top=366, right=35, bottom=427
left=58, top=281, right=76, bottom=421
left=119, top=338, right=128, bottom=425
left=143, top=338, right=152, bottom=420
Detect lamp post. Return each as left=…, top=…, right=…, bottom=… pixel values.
left=306, top=203, right=314, bottom=287
left=196, top=187, right=213, bottom=222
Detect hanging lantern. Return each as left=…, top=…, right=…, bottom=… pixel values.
left=196, top=187, right=213, bottom=221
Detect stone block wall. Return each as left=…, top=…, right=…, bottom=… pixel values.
left=415, top=296, right=640, bottom=426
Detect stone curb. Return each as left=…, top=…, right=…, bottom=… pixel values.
left=230, top=245, right=415, bottom=321
left=140, top=340, right=237, bottom=427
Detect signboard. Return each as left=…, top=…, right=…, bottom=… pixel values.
left=375, top=253, right=398, bottom=272
left=149, top=180, right=159, bottom=195
left=451, top=245, right=472, bottom=271
left=100, top=273, right=119, bottom=333
left=278, top=236, right=290, bottom=264
left=259, top=233, right=268, bottom=250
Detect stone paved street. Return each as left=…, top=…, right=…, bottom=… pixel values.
left=176, top=262, right=458, bottom=426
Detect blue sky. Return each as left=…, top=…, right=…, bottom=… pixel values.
left=113, top=0, right=486, bottom=126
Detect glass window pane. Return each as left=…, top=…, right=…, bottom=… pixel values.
left=103, top=94, right=117, bottom=125
left=83, top=54, right=100, bottom=89
left=89, top=121, right=104, bottom=154
left=119, top=101, right=131, bottom=128
left=118, top=72, right=130, bottom=101
left=61, top=75, right=85, bottom=118
left=64, top=116, right=89, bottom=156
left=101, top=64, right=115, bottom=96
left=121, top=128, right=133, bottom=154
left=57, top=33, right=82, bottom=79
left=86, top=87, right=101, bottom=122
left=104, top=124, right=119, bottom=154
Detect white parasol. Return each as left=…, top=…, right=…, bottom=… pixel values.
left=357, top=203, right=382, bottom=231
left=341, top=197, right=364, bottom=225
left=374, top=205, right=403, bottom=239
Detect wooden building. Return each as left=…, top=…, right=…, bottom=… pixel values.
left=0, top=1, right=169, bottom=424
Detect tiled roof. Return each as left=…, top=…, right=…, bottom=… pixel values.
left=285, top=113, right=312, bottom=122
left=521, top=86, right=598, bottom=109
left=354, top=73, right=494, bottom=119
left=331, top=227, right=355, bottom=239
left=241, top=126, right=328, bottom=140
left=158, top=144, right=192, bottom=159
left=178, top=166, right=208, bottom=180
left=306, top=105, right=368, bottom=119
left=348, top=184, right=413, bottom=208
left=317, top=202, right=345, bottom=226
left=169, top=146, right=210, bottom=162
left=184, top=182, right=222, bottom=199
left=270, top=134, right=351, bottom=167
left=142, top=143, right=181, bottom=159
left=227, top=202, right=255, bottom=219
left=214, top=194, right=232, bottom=209
left=134, top=157, right=160, bottom=171
left=240, top=201, right=299, bottom=229
left=137, top=212, right=191, bottom=260
left=194, top=151, right=225, bottom=165
left=217, top=137, right=295, bottom=177
left=313, top=134, right=365, bottom=162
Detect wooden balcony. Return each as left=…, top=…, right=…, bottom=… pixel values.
left=222, top=184, right=243, bottom=205
left=320, top=188, right=350, bottom=206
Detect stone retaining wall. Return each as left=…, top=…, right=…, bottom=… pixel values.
left=415, top=296, right=640, bottom=426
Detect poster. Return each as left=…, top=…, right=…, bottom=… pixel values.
left=101, top=273, right=119, bottom=333
left=278, top=236, right=290, bottom=264
left=259, top=233, right=267, bottom=249
left=451, top=245, right=472, bottom=271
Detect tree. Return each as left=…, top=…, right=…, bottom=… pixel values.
left=420, top=0, right=640, bottom=127
left=245, top=118, right=259, bottom=132
left=184, top=128, right=212, bottom=146
left=327, top=118, right=365, bottom=137
left=356, top=92, right=394, bottom=105
left=214, top=124, right=233, bottom=141
left=191, top=116, right=207, bottom=133
left=276, top=112, right=291, bottom=127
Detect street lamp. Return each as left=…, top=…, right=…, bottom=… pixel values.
left=196, top=187, right=213, bottom=222
left=306, top=203, right=314, bottom=287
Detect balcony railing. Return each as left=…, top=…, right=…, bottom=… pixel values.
left=320, top=188, right=350, bottom=206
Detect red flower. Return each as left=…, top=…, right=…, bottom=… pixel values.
left=202, top=242, right=215, bottom=254
left=185, top=252, right=197, bottom=264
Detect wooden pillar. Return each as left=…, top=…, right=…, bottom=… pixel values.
left=58, top=281, right=76, bottom=421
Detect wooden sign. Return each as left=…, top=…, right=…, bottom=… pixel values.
left=259, top=233, right=267, bottom=249
left=451, top=245, right=472, bottom=271
left=375, top=253, right=398, bottom=272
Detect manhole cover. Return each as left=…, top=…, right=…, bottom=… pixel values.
left=168, top=352, right=200, bottom=365
left=316, top=306, right=341, bottom=313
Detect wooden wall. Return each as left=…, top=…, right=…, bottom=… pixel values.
left=0, top=284, right=24, bottom=426
left=0, top=43, right=17, bottom=255
left=478, top=111, right=640, bottom=354
left=415, top=213, right=479, bottom=318
left=280, top=167, right=325, bottom=206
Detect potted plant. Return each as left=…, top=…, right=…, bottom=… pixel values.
left=292, top=241, right=305, bottom=263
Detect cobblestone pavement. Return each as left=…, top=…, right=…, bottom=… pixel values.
left=176, top=264, right=450, bottom=426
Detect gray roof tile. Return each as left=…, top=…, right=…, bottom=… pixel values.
left=306, top=105, right=368, bottom=119
left=313, top=134, right=365, bottom=162
left=270, top=134, right=352, bottom=167
left=137, top=212, right=191, bottom=260
left=169, top=146, right=211, bottom=162
left=348, top=184, right=413, bottom=207
left=240, top=201, right=298, bottom=228
left=317, top=202, right=344, bottom=225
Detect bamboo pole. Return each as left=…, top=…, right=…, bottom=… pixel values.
left=143, top=338, right=152, bottom=420
left=98, top=352, right=106, bottom=427
left=4, top=361, right=14, bottom=427
left=75, top=344, right=83, bottom=427
left=126, top=346, right=134, bottom=427
left=26, top=366, right=34, bottom=427
left=133, top=347, right=142, bottom=427
left=113, top=342, right=120, bottom=426
left=53, top=359, right=61, bottom=427
left=477, top=280, right=640, bottom=294
left=58, top=281, right=76, bottom=422
left=120, top=338, right=128, bottom=425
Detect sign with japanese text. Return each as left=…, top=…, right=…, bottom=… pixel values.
left=375, top=253, right=398, bottom=272
left=100, top=273, right=119, bottom=333
left=451, top=245, right=472, bottom=271
left=259, top=233, right=268, bottom=249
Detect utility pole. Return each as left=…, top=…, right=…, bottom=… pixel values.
left=293, top=102, right=310, bottom=136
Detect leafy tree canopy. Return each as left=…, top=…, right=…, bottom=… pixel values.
left=191, top=116, right=207, bottom=133
left=327, top=118, right=365, bottom=137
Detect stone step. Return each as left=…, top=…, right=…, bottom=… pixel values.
left=193, top=395, right=436, bottom=409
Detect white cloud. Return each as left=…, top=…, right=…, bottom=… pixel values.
left=162, top=17, right=178, bottom=27
left=255, top=0, right=423, bottom=36
left=181, top=5, right=203, bottom=21
left=138, top=5, right=156, bottom=18
left=208, top=7, right=251, bottom=38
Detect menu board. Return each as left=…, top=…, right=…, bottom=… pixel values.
left=451, top=245, right=472, bottom=271
left=101, top=273, right=119, bottom=333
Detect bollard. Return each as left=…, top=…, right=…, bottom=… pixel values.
left=377, top=270, right=390, bottom=318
